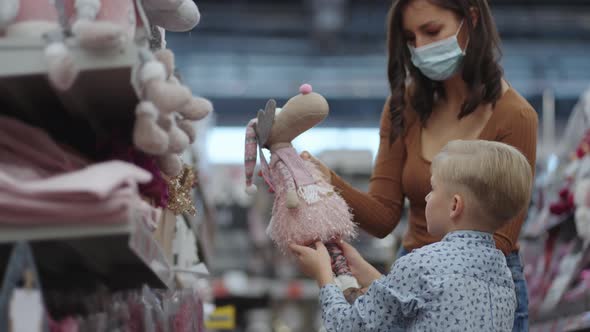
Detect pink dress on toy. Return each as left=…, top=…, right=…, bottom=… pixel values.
left=266, top=146, right=356, bottom=252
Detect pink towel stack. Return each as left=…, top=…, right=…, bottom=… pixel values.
left=0, top=116, right=157, bottom=225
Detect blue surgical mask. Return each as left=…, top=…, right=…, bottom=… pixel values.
left=408, top=20, right=466, bottom=81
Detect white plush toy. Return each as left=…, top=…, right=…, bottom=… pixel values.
left=68, top=0, right=136, bottom=50
left=142, top=0, right=200, bottom=32
left=133, top=48, right=212, bottom=177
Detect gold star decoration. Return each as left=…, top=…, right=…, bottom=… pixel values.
left=167, top=164, right=197, bottom=215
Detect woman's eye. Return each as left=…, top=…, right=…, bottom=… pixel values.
left=426, top=30, right=440, bottom=36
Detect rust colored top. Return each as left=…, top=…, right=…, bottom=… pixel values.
left=332, top=88, right=538, bottom=255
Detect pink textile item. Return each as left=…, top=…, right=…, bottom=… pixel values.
left=0, top=117, right=88, bottom=178
left=0, top=185, right=137, bottom=224
left=266, top=150, right=356, bottom=252
left=0, top=116, right=156, bottom=226
left=4, top=0, right=59, bottom=38
left=0, top=161, right=151, bottom=200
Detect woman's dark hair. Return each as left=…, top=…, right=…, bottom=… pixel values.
left=387, top=0, right=503, bottom=143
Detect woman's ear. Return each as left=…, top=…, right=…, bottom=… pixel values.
left=449, top=194, right=464, bottom=220
left=469, top=7, right=479, bottom=28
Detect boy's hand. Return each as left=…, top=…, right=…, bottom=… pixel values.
left=340, top=241, right=383, bottom=288
left=289, top=241, right=334, bottom=287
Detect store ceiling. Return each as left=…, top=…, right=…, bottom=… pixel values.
left=173, top=0, right=590, bottom=126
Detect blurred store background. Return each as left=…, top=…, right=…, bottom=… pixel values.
left=165, top=1, right=590, bottom=331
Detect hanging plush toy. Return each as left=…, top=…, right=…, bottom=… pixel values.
left=67, top=0, right=136, bottom=50
left=141, top=0, right=201, bottom=32
left=244, top=84, right=361, bottom=301
left=0, top=0, right=78, bottom=91
left=132, top=47, right=212, bottom=177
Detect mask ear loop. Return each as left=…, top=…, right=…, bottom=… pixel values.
left=456, top=19, right=469, bottom=55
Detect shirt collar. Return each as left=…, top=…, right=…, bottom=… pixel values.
left=442, top=230, right=496, bottom=248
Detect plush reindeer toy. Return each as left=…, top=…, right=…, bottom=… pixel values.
left=244, top=84, right=361, bottom=302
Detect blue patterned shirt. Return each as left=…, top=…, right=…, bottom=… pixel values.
left=319, top=230, right=516, bottom=331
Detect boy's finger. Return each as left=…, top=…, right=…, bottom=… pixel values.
left=315, top=241, right=327, bottom=251
left=289, top=248, right=301, bottom=257
left=289, top=243, right=309, bottom=255
left=340, top=241, right=354, bottom=251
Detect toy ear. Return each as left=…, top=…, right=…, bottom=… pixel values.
left=256, top=99, right=276, bottom=147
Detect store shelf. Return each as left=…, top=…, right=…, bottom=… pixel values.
left=0, top=37, right=140, bottom=155
left=213, top=276, right=319, bottom=301
left=0, top=222, right=132, bottom=243
left=0, top=37, right=139, bottom=78
left=0, top=210, right=174, bottom=291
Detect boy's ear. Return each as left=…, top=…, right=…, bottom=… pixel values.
left=449, top=194, right=464, bottom=221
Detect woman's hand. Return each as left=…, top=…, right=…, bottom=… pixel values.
left=340, top=241, right=383, bottom=288
left=289, top=241, right=334, bottom=287
left=300, top=151, right=332, bottom=184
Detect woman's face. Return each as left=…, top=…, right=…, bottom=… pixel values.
left=402, top=0, right=469, bottom=50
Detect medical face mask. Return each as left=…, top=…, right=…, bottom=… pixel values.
left=408, top=20, right=467, bottom=81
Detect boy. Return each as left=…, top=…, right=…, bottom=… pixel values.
left=290, top=140, right=533, bottom=331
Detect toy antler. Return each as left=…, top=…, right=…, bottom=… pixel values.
left=256, top=99, right=276, bottom=147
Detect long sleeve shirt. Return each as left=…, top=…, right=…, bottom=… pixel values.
left=331, top=88, right=538, bottom=254
left=319, top=230, right=517, bottom=331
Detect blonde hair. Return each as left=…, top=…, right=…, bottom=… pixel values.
left=431, top=140, right=533, bottom=228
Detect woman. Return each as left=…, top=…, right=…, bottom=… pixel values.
left=305, top=0, right=537, bottom=331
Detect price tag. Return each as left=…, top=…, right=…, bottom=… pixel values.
left=9, top=289, right=43, bottom=332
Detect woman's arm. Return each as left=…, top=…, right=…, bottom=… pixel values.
left=494, top=105, right=538, bottom=254
left=331, top=100, right=407, bottom=238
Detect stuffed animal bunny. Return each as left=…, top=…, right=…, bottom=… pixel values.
left=133, top=48, right=212, bottom=177
left=244, top=84, right=361, bottom=301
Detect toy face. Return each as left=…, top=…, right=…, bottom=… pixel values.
left=267, top=104, right=328, bottom=145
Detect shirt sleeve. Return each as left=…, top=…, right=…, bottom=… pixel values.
left=319, top=256, right=424, bottom=331
left=331, top=99, right=407, bottom=238
left=494, top=105, right=538, bottom=254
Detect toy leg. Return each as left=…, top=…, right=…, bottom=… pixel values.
left=325, top=240, right=363, bottom=304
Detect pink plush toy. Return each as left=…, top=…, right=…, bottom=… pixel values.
left=0, top=0, right=139, bottom=91
left=2, top=0, right=59, bottom=37
left=244, top=84, right=361, bottom=301
left=0, top=0, right=78, bottom=91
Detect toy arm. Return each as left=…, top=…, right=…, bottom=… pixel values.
left=277, top=160, right=299, bottom=209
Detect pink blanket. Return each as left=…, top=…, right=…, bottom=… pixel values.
left=0, top=117, right=155, bottom=225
